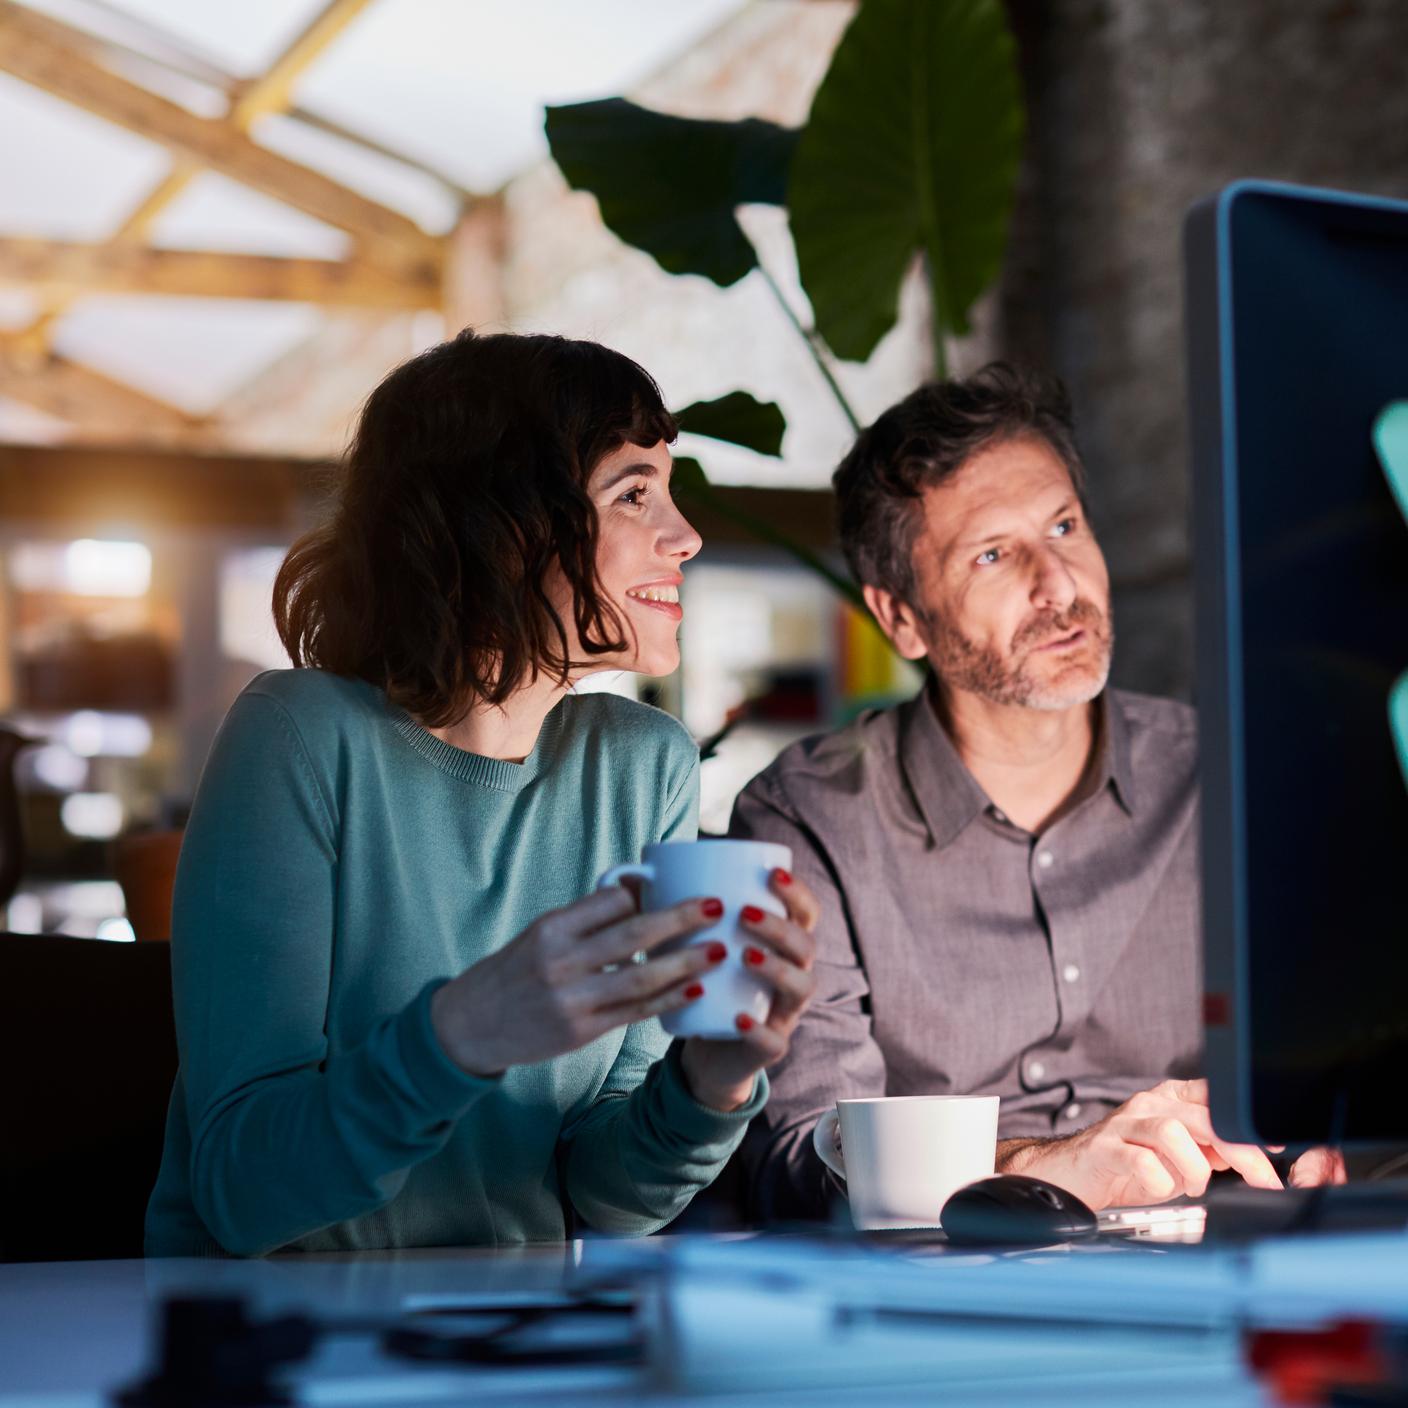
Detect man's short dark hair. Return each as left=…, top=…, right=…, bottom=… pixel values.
left=833, top=362, right=1087, bottom=606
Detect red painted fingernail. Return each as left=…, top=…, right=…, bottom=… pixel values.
left=744, top=946, right=765, bottom=967
left=705, top=941, right=727, bottom=963
left=774, top=868, right=793, bottom=886
left=685, top=983, right=704, bottom=1000
left=741, top=904, right=764, bottom=923
left=735, top=1013, right=755, bottom=1032
left=701, top=898, right=724, bottom=919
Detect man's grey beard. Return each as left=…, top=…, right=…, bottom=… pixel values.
left=927, top=598, right=1115, bottom=710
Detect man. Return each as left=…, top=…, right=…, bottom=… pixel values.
left=730, top=363, right=1338, bottom=1220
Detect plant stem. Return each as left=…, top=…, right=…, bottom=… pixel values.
left=755, top=261, right=862, bottom=434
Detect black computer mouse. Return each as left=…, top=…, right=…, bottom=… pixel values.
left=939, top=1174, right=1099, bottom=1247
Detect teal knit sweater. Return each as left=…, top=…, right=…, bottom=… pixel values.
left=145, top=669, right=764, bottom=1256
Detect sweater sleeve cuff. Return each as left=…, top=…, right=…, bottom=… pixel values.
left=394, top=978, right=501, bottom=1119
left=656, top=1040, right=768, bottom=1142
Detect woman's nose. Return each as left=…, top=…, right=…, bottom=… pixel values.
left=662, top=503, right=703, bottom=561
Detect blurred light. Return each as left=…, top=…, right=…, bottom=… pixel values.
left=6, top=893, right=43, bottom=933
left=219, top=547, right=289, bottom=671
left=64, top=711, right=152, bottom=758
left=65, top=539, right=151, bottom=596
left=10, top=538, right=151, bottom=596
left=50, top=880, right=126, bottom=916
left=30, top=744, right=88, bottom=790
left=60, top=792, right=124, bottom=839
left=96, top=917, right=137, bottom=943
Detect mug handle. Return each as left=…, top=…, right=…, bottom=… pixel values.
left=597, top=862, right=654, bottom=892
left=812, top=1109, right=846, bottom=1180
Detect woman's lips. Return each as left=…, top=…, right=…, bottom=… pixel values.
left=626, top=595, right=683, bottom=621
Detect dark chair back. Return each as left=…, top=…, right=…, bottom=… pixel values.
left=0, top=933, right=176, bottom=1261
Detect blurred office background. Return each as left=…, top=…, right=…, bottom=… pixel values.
left=0, top=0, right=1404, bottom=940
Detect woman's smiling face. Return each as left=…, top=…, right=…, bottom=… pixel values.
left=551, top=438, right=702, bottom=680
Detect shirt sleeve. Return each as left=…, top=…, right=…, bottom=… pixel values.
left=172, top=691, right=497, bottom=1256
left=728, top=768, right=888, bottom=1223
left=559, top=748, right=768, bottom=1233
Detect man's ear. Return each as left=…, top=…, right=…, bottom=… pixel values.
left=862, top=583, right=930, bottom=661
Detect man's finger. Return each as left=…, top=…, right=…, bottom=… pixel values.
left=1144, top=1094, right=1283, bottom=1191
left=1127, top=1117, right=1214, bottom=1198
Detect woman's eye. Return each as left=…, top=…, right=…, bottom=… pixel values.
left=1053, top=517, right=1077, bottom=537
left=619, top=484, right=649, bottom=508
left=976, top=547, right=1000, bottom=566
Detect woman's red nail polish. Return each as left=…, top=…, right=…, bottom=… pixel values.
left=774, top=868, right=793, bottom=886
left=701, top=898, right=724, bottom=919
left=685, top=983, right=705, bottom=1000
left=744, top=946, right=765, bottom=967
left=705, top=941, right=728, bottom=963
left=735, top=1013, right=755, bottom=1032
left=741, top=904, right=764, bottom=923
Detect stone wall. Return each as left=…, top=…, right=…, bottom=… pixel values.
left=1000, top=0, right=1408, bottom=699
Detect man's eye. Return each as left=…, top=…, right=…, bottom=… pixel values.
left=976, top=547, right=1000, bottom=566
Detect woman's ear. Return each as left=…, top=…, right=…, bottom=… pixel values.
left=862, top=583, right=930, bottom=662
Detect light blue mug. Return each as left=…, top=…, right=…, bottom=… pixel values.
left=598, top=838, right=792, bottom=1039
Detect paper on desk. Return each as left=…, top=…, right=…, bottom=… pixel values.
left=644, top=1230, right=1408, bottom=1395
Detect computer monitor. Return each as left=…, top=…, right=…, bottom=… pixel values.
left=1187, top=180, right=1408, bottom=1147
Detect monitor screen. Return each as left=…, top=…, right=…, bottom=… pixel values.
left=1187, top=180, right=1408, bottom=1145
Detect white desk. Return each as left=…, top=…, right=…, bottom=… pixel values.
left=4, top=1231, right=1407, bottom=1406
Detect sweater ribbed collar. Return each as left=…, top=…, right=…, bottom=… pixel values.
left=389, top=701, right=565, bottom=793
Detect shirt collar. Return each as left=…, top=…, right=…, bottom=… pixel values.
left=896, top=681, right=993, bottom=852
left=1097, top=688, right=1139, bottom=817
left=897, top=684, right=1138, bottom=851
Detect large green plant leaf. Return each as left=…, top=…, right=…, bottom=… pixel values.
left=675, top=391, right=786, bottom=457
left=787, top=0, right=1024, bottom=363
left=546, top=99, right=797, bottom=287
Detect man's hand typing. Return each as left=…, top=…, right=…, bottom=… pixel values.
left=995, top=1078, right=1285, bottom=1210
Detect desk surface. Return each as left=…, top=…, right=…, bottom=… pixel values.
left=5, top=1231, right=1408, bottom=1406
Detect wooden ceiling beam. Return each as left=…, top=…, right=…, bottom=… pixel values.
left=0, top=441, right=839, bottom=550
left=0, top=339, right=204, bottom=445
left=0, top=238, right=440, bottom=309
left=0, top=442, right=325, bottom=532
left=0, top=0, right=443, bottom=281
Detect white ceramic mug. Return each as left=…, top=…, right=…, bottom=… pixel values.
left=812, top=1095, right=1000, bottom=1230
left=597, top=838, right=792, bottom=1039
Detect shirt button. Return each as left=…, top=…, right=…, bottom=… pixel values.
left=1062, top=963, right=1081, bottom=983
left=1065, top=1103, right=1083, bottom=1121
left=1036, top=849, right=1055, bottom=869
left=1028, top=1060, right=1046, bottom=1082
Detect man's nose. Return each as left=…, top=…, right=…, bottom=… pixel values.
left=1030, top=546, right=1077, bottom=611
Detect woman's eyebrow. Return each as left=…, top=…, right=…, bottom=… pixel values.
left=595, top=461, right=660, bottom=492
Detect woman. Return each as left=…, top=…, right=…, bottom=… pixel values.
left=145, top=330, right=818, bottom=1256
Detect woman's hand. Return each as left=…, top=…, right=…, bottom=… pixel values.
left=431, top=886, right=730, bottom=1076
left=679, top=867, right=820, bottom=1112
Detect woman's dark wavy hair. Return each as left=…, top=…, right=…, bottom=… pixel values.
left=274, top=329, right=676, bottom=726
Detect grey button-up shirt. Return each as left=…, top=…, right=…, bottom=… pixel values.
left=728, top=683, right=1202, bottom=1221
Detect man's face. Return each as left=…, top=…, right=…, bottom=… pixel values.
left=889, top=433, right=1113, bottom=711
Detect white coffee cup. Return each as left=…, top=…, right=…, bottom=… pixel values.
left=597, top=838, right=792, bottom=1040
left=812, top=1095, right=1000, bottom=1231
